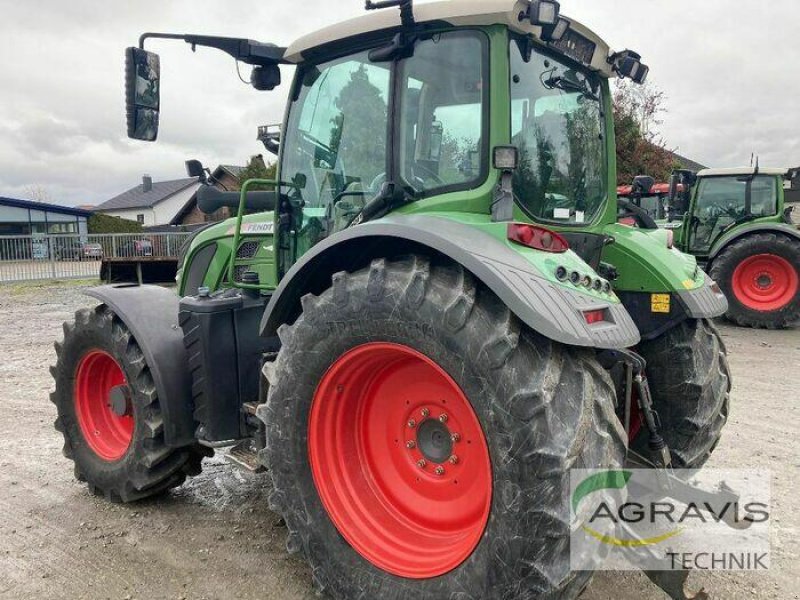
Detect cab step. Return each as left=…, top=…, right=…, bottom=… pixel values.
left=225, top=440, right=265, bottom=473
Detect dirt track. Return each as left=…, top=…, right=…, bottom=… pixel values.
left=0, top=282, right=797, bottom=600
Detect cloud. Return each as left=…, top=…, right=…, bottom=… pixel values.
left=0, top=0, right=798, bottom=205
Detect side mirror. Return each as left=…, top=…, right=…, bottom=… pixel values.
left=125, top=47, right=161, bottom=141
left=632, top=175, right=655, bottom=195
left=185, top=159, right=208, bottom=183
left=668, top=173, right=679, bottom=203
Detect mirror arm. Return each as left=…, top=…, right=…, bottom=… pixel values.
left=138, top=32, right=287, bottom=67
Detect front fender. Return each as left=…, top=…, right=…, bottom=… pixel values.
left=710, top=222, right=800, bottom=262
left=261, top=215, right=641, bottom=350
left=85, top=285, right=195, bottom=447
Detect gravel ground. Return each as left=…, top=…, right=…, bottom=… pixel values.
left=0, top=281, right=797, bottom=600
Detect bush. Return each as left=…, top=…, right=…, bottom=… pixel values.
left=88, top=214, right=143, bottom=234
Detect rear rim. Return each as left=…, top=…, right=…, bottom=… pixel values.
left=731, top=254, right=799, bottom=312
left=74, top=350, right=133, bottom=462
left=308, top=343, right=492, bottom=579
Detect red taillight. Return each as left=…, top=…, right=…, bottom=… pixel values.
left=507, top=223, right=569, bottom=253
left=583, top=309, right=607, bottom=325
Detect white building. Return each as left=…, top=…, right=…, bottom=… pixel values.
left=0, top=196, right=91, bottom=236
left=94, top=175, right=201, bottom=227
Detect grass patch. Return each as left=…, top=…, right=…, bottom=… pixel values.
left=3, top=279, right=99, bottom=296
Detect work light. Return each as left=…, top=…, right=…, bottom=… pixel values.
left=611, top=50, right=650, bottom=85
left=524, top=0, right=560, bottom=27
left=493, top=146, right=519, bottom=171
left=543, top=16, right=570, bottom=42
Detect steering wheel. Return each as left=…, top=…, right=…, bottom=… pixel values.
left=412, top=163, right=446, bottom=186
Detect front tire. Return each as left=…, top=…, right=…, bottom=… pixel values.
left=51, top=305, right=207, bottom=503
left=634, top=319, right=731, bottom=469
left=710, top=233, right=800, bottom=329
left=261, top=256, right=626, bottom=600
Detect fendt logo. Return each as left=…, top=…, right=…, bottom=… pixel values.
left=569, top=469, right=772, bottom=571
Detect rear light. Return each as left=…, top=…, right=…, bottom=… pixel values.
left=583, top=309, right=607, bottom=325
left=507, top=223, right=569, bottom=253
left=666, top=229, right=675, bottom=249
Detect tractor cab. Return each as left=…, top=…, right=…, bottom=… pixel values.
left=671, top=167, right=790, bottom=257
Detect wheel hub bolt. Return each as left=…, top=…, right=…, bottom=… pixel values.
left=417, top=459, right=427, bottom=469
left=434, top=466, right=445, bottom=476
left=438, top=414, right=448, bottom=423
left=449, top=455, right=459, bottom=465
left=421, top=408, right=430, bottom=418
left=408, top=419, right=416, bottom=428
left=406, top=440, right=416, bottom=449
left=450, top=432, right=461, bottom=443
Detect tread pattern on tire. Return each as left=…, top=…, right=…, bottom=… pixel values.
left=710, top=232, right=800, bottom=329
left=260, top=256, right=627, bottom=600
left=51, top=304, right=208, bottom=503
left=635, top=319, right=731, bottom=469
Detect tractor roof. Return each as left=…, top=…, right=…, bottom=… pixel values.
left=698, top=167, right=789, bottom=178
left=285, top=0, right=614, bottom=76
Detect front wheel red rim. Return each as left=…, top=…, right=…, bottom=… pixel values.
left=308, top=343, right=492, bottom=579
left=731, top=254, right=799, bottom=312
left=74, top=350, right=133, bottom=461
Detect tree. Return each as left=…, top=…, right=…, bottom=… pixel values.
left=236, top=154, right=277, bottom=191
left=613, top=81, right=678, bottom=185
left=23, top=184, right=53, bottom=204
left=328, top=64, right=388, bottom=187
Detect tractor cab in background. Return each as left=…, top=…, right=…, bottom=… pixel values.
left=619, top=166, right=800, bottom=328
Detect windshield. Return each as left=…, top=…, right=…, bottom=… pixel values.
left=510, top=39, right=607, bottom=225
left=691, top=175, right=778, bottom=252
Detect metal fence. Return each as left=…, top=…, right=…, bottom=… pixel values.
left=0, top=232, right=192, bottom=283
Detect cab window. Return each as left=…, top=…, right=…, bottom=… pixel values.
left=397, top=31, right=487, bottom=195
left=282, top=52, right=391, bottom=210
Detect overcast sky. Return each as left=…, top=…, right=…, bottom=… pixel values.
left=1, top=0, right=798, bottom=206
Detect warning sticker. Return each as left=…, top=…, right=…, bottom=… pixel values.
left=651, top=293, right=671, bottom=314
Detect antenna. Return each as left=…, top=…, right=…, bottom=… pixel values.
left=365, top=0, right=415, bottom=30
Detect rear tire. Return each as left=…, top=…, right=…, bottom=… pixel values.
left=634, top=319, right=731, bottom=469
left=710, top=233, right=800, bottom=329
left=51, top=305, right=208, bottom=503
left=261, top=256, right=626, bottom=600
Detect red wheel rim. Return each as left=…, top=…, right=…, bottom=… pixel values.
left=732, top=254, right=798, bottom=312
left=308, top=343, right=492, bottom=579
left=74, top=350, right=133, bottom=461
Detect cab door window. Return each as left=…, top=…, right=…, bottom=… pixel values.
left=397, top=31, right=488, bottom=196
left=282, top=52, right=391, bottom=221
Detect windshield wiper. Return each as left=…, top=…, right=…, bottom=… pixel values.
left=543, top=74, right=599, bottom=101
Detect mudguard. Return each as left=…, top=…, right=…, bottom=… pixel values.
left=261, top=215, right=641, bottom=349
left=709, top=223, right=800, bottom=262
left=675, top=273, right=728, bottom=318
left=85, top=284, right=195, bottom=448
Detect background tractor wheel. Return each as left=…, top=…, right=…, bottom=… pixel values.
left=261, top=256, right=626, bottom=600
left=634, top=319, right=731, bottom=469
left=710, top=233, right=800, bottom=329
left=51, top=305, right=209, bottom=503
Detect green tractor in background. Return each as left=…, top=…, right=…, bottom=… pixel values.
left=620, top=166, right=800, bottom=328
left=50, top=2, right=732, bottom=598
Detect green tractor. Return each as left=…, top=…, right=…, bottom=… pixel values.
left=51, top=2, right=732, bottom=598
left=620, top=167, right=800, bottom=328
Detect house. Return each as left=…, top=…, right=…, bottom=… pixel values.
left=670, top=151, right=708, bottom=173
left=94, top=175, right=201, bottom=226
left=171, top=165, right=244, bottom=226
left=0, top=196, right=92, bottom=236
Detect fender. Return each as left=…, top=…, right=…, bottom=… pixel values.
left=85, top=284, right=195, bottom=448
left=709, top=222, right=800, bottom=263
left=261, top=215, right=641, bottom=350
